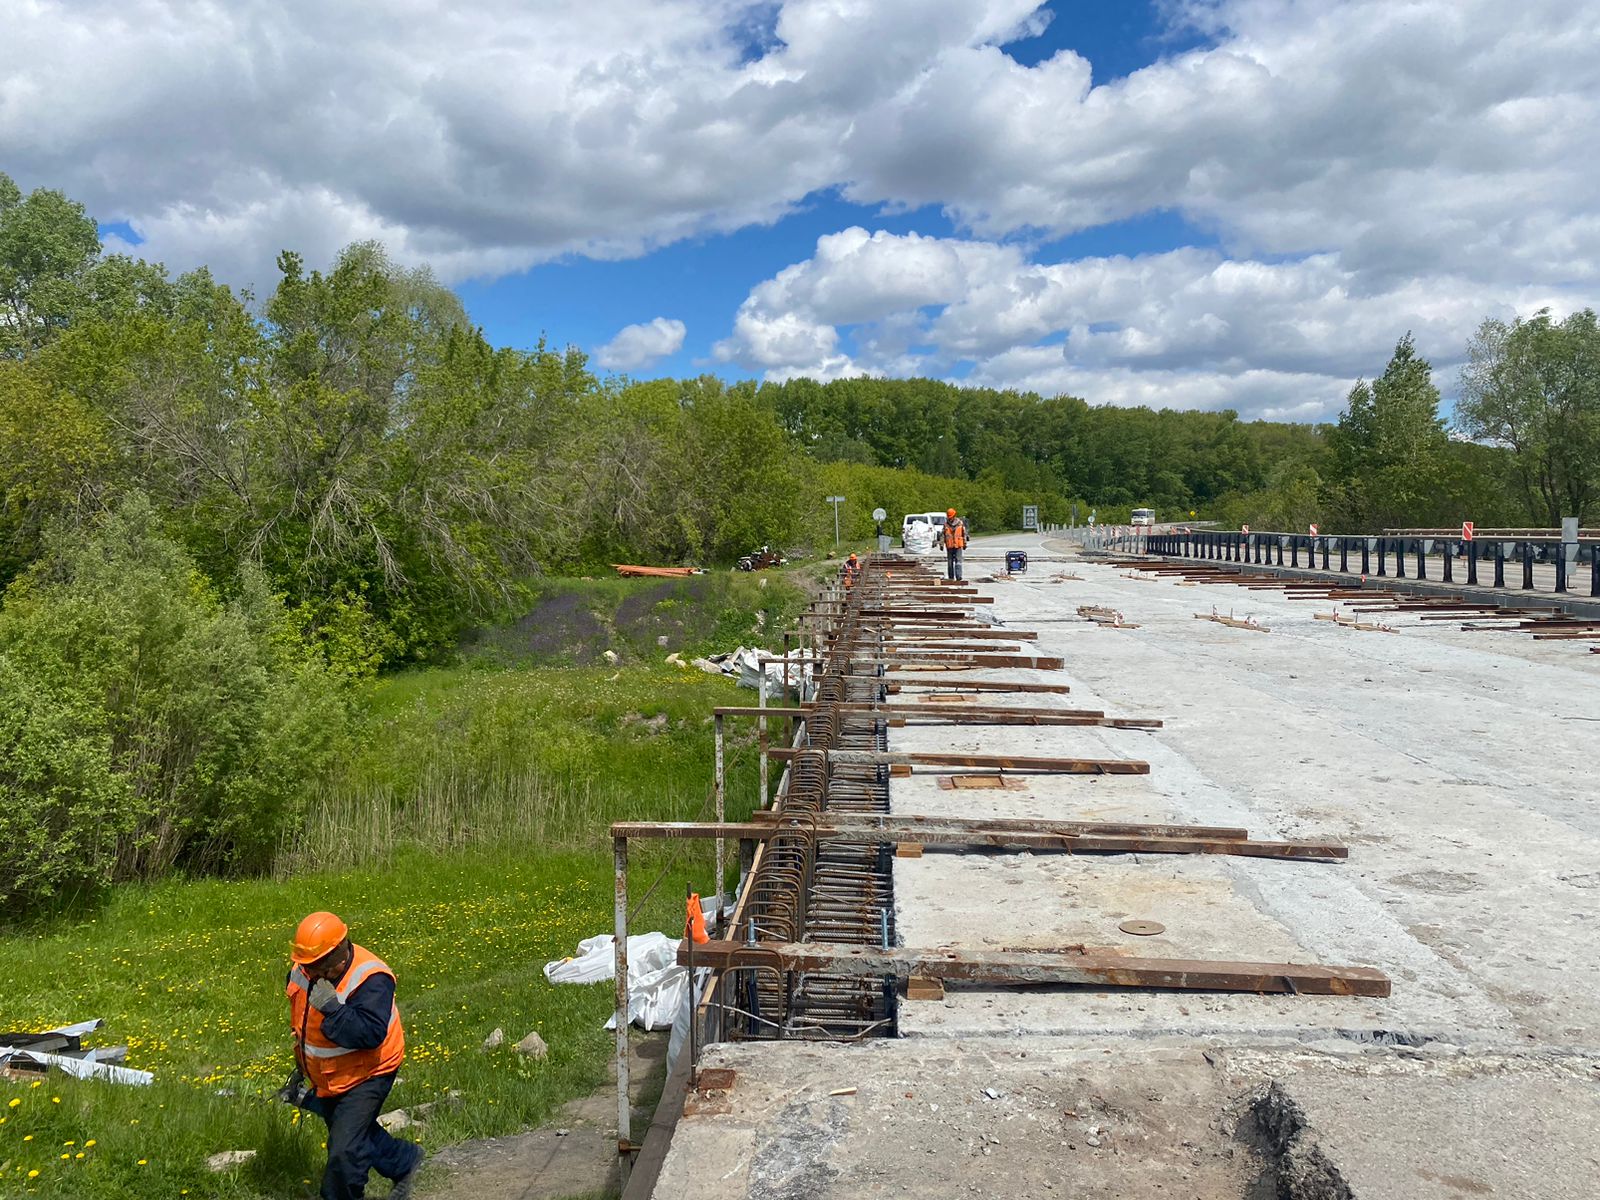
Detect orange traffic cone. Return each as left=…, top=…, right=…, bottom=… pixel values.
left=686, top=892, right=709, bottom=944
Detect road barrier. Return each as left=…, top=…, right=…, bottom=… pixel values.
left=1123, top=528, right=1600, bottom=598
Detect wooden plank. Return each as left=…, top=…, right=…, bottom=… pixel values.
left=767, top=748, right=1149, bottom=774
left=877, top=677, right=1072, bottom=695
left=746, top=812, right=1253, bottom=841
left=680, top=941, right=1391, bottom=998
left=611, top=821, right=1343, bottom=860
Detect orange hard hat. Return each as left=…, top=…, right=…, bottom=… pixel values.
left=946, top=508, right=956, bottom=518
left=291, top=911, right=349, bottom=964
left=848, top=553, right=858, bottom=561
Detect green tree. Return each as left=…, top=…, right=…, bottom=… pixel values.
left=0, top=172, right=103, bottom=358
left=1457, top=308, right=1600, bottom=524
left=1325, top=334, right=1450, bottom=530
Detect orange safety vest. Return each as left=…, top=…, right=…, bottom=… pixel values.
left=945, top=518, right=968, bottom=549
left=287, top=944, right=405, bottom=1097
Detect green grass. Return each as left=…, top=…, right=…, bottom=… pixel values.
left=0, top=844, right=716, bottom=1199
left=0, top=573, right=806, bottom=1198
left=280, top=662, right=766, bottom=875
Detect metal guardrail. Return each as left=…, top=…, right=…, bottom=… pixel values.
left=1118, top=529, right=1600, bottom=598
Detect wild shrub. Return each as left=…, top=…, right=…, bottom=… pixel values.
left=0, top=496, right=351, bottom=908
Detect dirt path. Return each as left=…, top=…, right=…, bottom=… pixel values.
left=424, top=1034, right=668, bottom=1200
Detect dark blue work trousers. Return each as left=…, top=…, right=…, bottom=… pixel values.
left=305, top=1071, right=420, bottom=1200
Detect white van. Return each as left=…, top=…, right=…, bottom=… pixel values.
left=1130, top=508, right=1155, bottom=528
left=901, top=511, right=947, bottom=553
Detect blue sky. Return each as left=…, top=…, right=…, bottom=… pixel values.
left=17, top=0, right=1597, bottom=421
left=460, top=1, right=1217, bottom=376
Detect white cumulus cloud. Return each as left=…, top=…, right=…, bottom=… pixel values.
left=2, top=0, right=1597, bottom=413
left=594, top=317, right=688, bottom=370
left=714, top=227, right=1585, bottom=417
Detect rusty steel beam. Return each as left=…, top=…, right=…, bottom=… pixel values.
left=611, top=820, right=1345, bottom=860
left=767, top=748, right=1150, bottom=774
left=679, top=940, right=1391, bottom=997
left=714, top=703, right=1117, bottom=720
left=748, top=812, right=1252, bottom=840
left=878, top=677, right=1073, bottom=695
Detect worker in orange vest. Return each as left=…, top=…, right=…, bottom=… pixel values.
left=842, top=552, right=861, bottom=589
left=944, top=508, right=968, bottom=581
left=280, top=912, right=423, bottom=1200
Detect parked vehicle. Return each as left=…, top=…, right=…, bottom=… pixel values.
left=1131, top=508, right=1155, bottom=527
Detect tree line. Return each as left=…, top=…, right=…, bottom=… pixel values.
left=2, top=168, right=1596, bottom=906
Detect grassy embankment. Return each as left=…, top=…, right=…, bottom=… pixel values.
left=0, top=571, right=813, bottom=1199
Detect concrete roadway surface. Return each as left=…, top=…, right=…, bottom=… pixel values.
left=653, top=533, right=1600, bottom=1199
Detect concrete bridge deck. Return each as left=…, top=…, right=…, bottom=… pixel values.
left=650, top=538, right=1600, bottom=1199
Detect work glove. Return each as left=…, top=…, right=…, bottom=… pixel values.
left=308, top=978, right=342, bottom=1014
left=277, top=1068, right=312, bottom=1108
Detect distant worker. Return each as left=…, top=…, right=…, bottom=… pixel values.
left=944, top=508, right=968, bottom=581
left=280, top=912, right=424, bottom=1200
left=842, top=552, right=861, bottom=589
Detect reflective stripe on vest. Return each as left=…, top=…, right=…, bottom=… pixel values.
left=286, top=944, right=405, bottom=1097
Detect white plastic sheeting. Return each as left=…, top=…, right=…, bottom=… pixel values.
left=543, top=932, right=687, bottom=1031
left=731, top=646, right=805, bottom=698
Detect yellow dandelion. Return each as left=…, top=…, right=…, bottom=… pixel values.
left=137, top=1158, right=147, bottom=1166
left=6, top=1098, right=17, bottom=1108
left=60, top=1153, right=70, bottom=1160
left=27, top=1169, right=39, bottom=1179
left=84, top=1140, right=95, bottom=1147
left=51, top=1096, right=61, bottom=1104
left=24, top=1134, right=34, bottom=1142
left=75, top=1153, right=84, bottom=1160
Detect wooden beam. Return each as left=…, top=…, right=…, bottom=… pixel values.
left=766, top=748, right=1150, bottom=774
left=679, top=940, right=1390, bottom=998
left=610, top=819, right=1342, bottom=860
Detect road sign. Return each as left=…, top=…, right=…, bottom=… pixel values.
left=1241, top=524, right=1250, bottom=535
left=1462, top=520, right=1475, bottom=541
left=824, top=496, right=846, bottom=545
left=1022, top=505, right=1038, bottom=531
left=1308, top=523, right=1319, bottom=536
left=872, top=507, right=887, bottom=521
left=1189, top=510, right=1196, bottom=518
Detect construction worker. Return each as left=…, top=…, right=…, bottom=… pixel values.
left=280, top=912, right=423, bottom=1200
left=944, top=508, right=968, bottom=581
left=842, top=552, right=861, bottom=589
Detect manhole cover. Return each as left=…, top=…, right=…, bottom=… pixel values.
left=1118, top=919, right=1165, bottom=936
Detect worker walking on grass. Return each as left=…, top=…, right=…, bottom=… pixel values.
left=280, top=911, right=424, bottom=1200
left=944, top=507, right=968, bottom=581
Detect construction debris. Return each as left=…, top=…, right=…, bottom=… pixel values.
left=612, top=564, right=703, bottom=578
left=1195, top=606, right=1270, bottom=632
left=1077, top=604, right=1138, bottom=628
left=1314, top=608, right=1395, bottom=633
left=0, top=1019, right=151, bottom=1086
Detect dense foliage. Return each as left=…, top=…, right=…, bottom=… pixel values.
left=0, top=497, right=349, bottom=907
